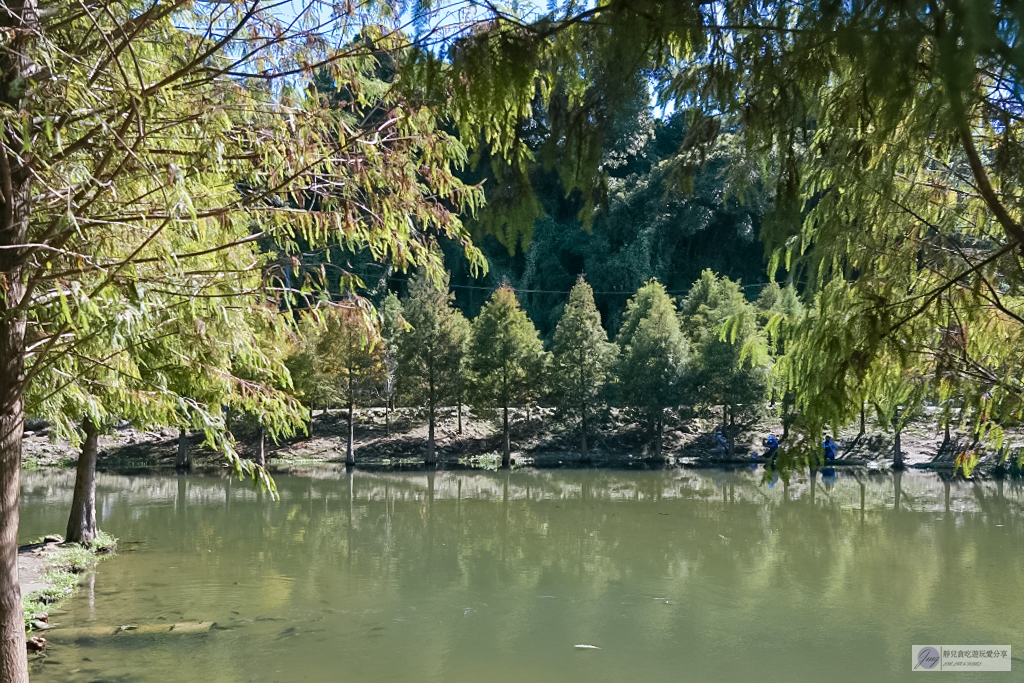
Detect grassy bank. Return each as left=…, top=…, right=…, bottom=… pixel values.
left=22, top=532, right=117, bottom=631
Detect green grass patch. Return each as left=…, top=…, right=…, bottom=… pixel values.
left=23, top=533, right=117, bottom=631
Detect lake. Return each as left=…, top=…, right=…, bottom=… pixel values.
left=19, top=466, right=1024, bottom=682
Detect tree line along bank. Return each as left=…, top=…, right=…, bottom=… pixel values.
left=280, top=268, right=794, bottom=470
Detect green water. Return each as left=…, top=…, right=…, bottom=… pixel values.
left=18, top=467, right=1024, bottom=682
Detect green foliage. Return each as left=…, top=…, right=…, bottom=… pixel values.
left=315, top=304, right=384, bottom=411
left=379, top=292, right=406, bottom=413
left=7, top=0, right=492, bottom=495
left=399, top=271, right=470, bottom=410
left=468, top=286, right=548, bottom=411
left=444, top=114, right=771, bottom=335
left=616, top=280, right=686, bottom=429
left=550, top=278, right=617, bottom=429
left=680, top=270, right=770, bottom=422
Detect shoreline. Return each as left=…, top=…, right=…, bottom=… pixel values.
left=19, top=534, right=116, bottom=653
left=21, top=407, right=1024, bottom=477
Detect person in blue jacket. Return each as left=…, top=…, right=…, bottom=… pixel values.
left=765, top=434, right=779, bottom=461
left=823, top=435, right=838, bottom=461
left=716, top=430, right=728, bottom=454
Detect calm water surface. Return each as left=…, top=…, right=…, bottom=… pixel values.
left=18, top=467, right=1024, bottom=682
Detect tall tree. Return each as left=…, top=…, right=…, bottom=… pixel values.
left=551, top=278, right=617, bottom=459
left=400, top=272, right=470, bottom=465
left=451, top=310, right=472, bottom=436
left=469, top=286, right=547, bottom=468
left=316, top=304, right=383, bottom=466
left=0, top=4, right=487, bottom=672
left=616, top=280, right=686, bottom=458
left=680, top=270, right=771, bottom=457
left=379, top=293, right=405, bottom=438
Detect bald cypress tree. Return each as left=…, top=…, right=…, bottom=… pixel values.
left=617, top=280, right=686, bottom=458
left=681, top=270, right=770, bottom=457
left=317, top=306, right=383, bottom=466
left=469, top=286, right=548, bottom=469
left=400, top=272, right=469, bottom=466
left=551, top=278, right=617, bottom=460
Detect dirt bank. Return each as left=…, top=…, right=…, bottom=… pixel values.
left=21, top=406, right=1023, bottom=475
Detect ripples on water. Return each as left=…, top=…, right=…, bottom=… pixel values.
left=19, top=467, right=1024, bottom=682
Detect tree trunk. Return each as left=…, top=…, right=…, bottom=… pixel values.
left=66, top=417, right=100, bottom=544
left=426, top=398, right=436, bottom=466
left=894, top=429, right=904, bottom=469
left=859, top=402, right=866, bottom=437
left=457, top=401, right=463, bottom=435
left=727, top=406, right=736, bottom=458
left=655, top=411, right=663, bottom=459
left=255, top=425, right=265, bottom=468
left=346, top=402, right=355, bottom=466
left=309, top=405, right=314, bottom=436
left=580, top=406, right=588, bottom=461
left=0, top=1, right=37, bottom=676
left=0, top=317, right=27, bottom=683
left=501, top=404, right=511, bottom=469
left=176, top=427, right=190, bottom=470
left=385, top=398, right=391, bottom=438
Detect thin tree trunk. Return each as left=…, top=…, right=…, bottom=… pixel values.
left=859, top=401, right=866, bottom=437
left=255, top=425, right=265, bottom=468
left=309, top=404, right=314, bottom=436
left=66, top=417, right=100, bottom=544
left=581, top=406, right=588, bottom=460
left=727, top=406, right=736, bottom=458
left=346, top=401, right=355, bottom=466
left=385, top=397, right=391, bottom=438
left=501, top=404, right=511, bottom=469
left=426, top=397, right=436, bottom=466
left=175, top=427, right=190, bottom=470
left=655, top=411, right=663, bottom=459
left=457, top=401, right=463, bottom=435
left=894, top=429, right=904, bottom=469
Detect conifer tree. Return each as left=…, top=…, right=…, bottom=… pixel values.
left=379, top=293, right=405, bottom=438
left=469, top=286, right=548, bottom=468
left=451, top=310, right=472, bottom=436
left=400, top=272, right=469, bottom=465
left=288, top=317, right=343, bottom=436
left=680, top=270, right=770, bottom=457
left=617, top=280, right=686, bottom=458
left=551, top=278, right=617, bottom=460
left=316, top=305, right=383, bottom=466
